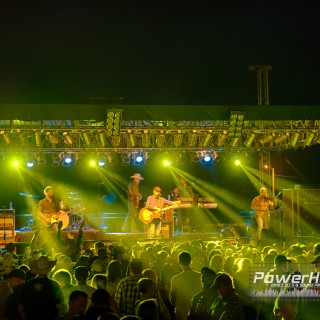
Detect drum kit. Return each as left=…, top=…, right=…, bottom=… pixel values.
left=19, top=190, right=88, bottom=231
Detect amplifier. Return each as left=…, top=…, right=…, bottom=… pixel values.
left=0, top=209, right=15, bottom=216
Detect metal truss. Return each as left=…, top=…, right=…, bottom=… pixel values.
left=0, top=119, right=319, bottom=154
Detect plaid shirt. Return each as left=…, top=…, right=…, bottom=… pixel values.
left=210, top=290, right=245, bottom=320
left=115, top=274, right=144, bottom=316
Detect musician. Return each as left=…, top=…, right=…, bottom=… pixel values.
left=122, top=173, right=143, bottom=233
left=251, top=187, right=275, bottom=239
left=37, top=186, right=60, bottom=231
left=146, top=186, right=179, bottom=239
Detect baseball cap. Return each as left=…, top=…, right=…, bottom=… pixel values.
left=310, top=255, right=320, bottom=264
left=275, top=255, right=292, bottom=265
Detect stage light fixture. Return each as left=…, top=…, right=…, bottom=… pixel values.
left=37, top=154, right=46, bottom=165
left=156, top=130, right=165, bottom=148
left=1, top=131, right=10, bottom=144
left=175, top=153, right=186, bottom=166
left=244, top=133, right=256, bottom=147
left=134, top=153, right=144, bottom=165
left=63, top=132, right=73, bottom=145
left=98, top=156, right=107, bottom=167
left=173, top=130, right=183, bottom=147
left=230, top=137, right=240, bottom=147
left=188, top=130, right=198, bottom=147
left=47, top=132, right=59, bottom=145
left=202, top=131, right=212, bottom=147
left=259, top=135, right=273, bottom=145
left=26, top=157, right=35, bottom=168
left=34, top=131, right=41, bottom=147
left=52, top=154, right=61, bottom=167
left=200, top=153, right=212, bottom=165
left=127, top=130, right=136, bottom=147
left=217, top=133, right=227, bottom=147
left=16, top=130, right=26, bottom=146
left=274, top=133, right=288, bottom=145
left=106, top=109, right=122, bottom=136
left=112, top=135, right=121, bottom=147
left=141, top=130, right=151, bottom=147
left=81, top=132, right=91, bottom=147
left=190, top=152, right=200, bottom=163
left=62, top=154, right=73, bottom=167
left=305, top=132, right=315, bottom=146
left=290, top=132, right=300, bottom=147
left=228, top=111, right=245, bottom=138
left=98, top=132, right=106, bottom=147
left=121, top=154, right=131, bottom=166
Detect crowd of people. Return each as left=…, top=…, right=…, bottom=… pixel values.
left=1, top=224, right=320, bottom=319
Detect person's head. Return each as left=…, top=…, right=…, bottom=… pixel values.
left=53, top=269, right=72, bottom=286
left=180, top=177, right=187, bottom=185
left=74, top=266, right=89, bottom=282
left=142, top=268, right=158, bottom=283
left=91, top=289, right=112, bottom=308
left=44, top=186, right=54, bottom=197
left=91, top=259, right=107, bottom=274
left=178, top=251, right=191, bottom=267
left=153, top=186, right=161, bottom=198
left=136, top=299, right=159, bottom=320
left=130, top=173, right=144, bottom=184
left=112, top=245, right=127, bottom=260
left=212, top=272, right=234, bottom=300
left=200, top=267, right=216, bottom=289
left=5, top=242, right=16, bottom=254
left=3, top=269, right=26, bottom=288
left=138, top=278, right=156, bottom=297
left=94, top=241, right=105, bottom=254
left=260, top=187, right=267, bottom=196
left=91, top=273, right=108, bottom=290
left=274, top=255, right=291, bottom=271
left=311, top=255, right=320, bottom=271
left=130, top=258, right=143, bottom=275
left=29, top=255, right=57, bottom=276
left=68, top=290, right=88, bottom=316
left=107, top=260, right=124, bottom=282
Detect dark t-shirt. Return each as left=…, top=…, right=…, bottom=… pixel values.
left=19, top=276, right=64, bottom=320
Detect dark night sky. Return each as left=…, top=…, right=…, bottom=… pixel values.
left=1, top=0, right=320, bottom=105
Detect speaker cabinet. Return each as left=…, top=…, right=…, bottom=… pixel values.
left=0, top=209, right=15, bottom=242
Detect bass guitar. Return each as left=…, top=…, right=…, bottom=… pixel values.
left=139, top=202, right=181, bottom=224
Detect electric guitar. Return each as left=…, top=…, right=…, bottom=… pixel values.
left=40, top=211, right=70, bottom=230
left=139, top=202, right=181, bottom=224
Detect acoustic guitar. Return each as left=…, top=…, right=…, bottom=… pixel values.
left=40, top=211, right=70, bottom=230
left=139, top=202, right=180, bottom=224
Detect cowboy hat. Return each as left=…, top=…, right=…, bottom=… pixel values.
left=130, top=173, right=144, bottom=180
left=29, top=256, right=57, bottom=275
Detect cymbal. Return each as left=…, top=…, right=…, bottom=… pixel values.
left=19, top=192, right=40, bottom=198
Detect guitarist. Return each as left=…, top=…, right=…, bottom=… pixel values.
left=37, top=186, right=61, bottom=231
left=122, top=173, right=144, bottom=233
left=145, top=186, right=179, bottom=239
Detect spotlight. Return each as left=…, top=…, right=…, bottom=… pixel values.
left=229, top=111, right=245, bottom=138
left=47, top=132, right=59, bottom=145
left=274, top=133, right=288, bottom=145
left=217, top=133, right=227, bottom=147
left=134, top=153, right=144, bottom=165
left=141, top=130, right=151, bottom=148
left=106, top=109, right=122, bottom=136
left=187, top=130, right=198, bottom=147
left=127, top=130, right=136, bottom=147
left=122, top=154, right=131, bottom=166
left=34, top=131, right=41, bottom=147
left=290, top=132, right=300, bottom=147
left=173, top=130, right=184, bottom=147
left=112, top=135, right=121, bottom=147
left=190, top=152, right=200, bottom=163
left=202, top=132, right=212, bottom=147
left=81, top=132, right=91, bottom=147
left=259, top=135, right=273, bottom=145
left=98, top=156, right=107, bottom=167
left=1, top=131, right=10, bottom=144
left=62, top=155, right=73, bottom=167
left=230, top=137, right=240, bottom=147
left=163, top=159, right=172, bottom=166
left=156, top=130, right=165, bottom=148
left=305, top=132, right=315, bottom=146
left=244, top=133, right=256, bottom=147
left=98, top=132, right=106, bottom=147
left=235, top=159, right=241, bottom=166
left=63, top=132, right=73, bottom=145
left=200, top=154, right=212, bottom=165
left=52, top=154, right=61, bottom=167
left=26, top=158, right=35, bottom=168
